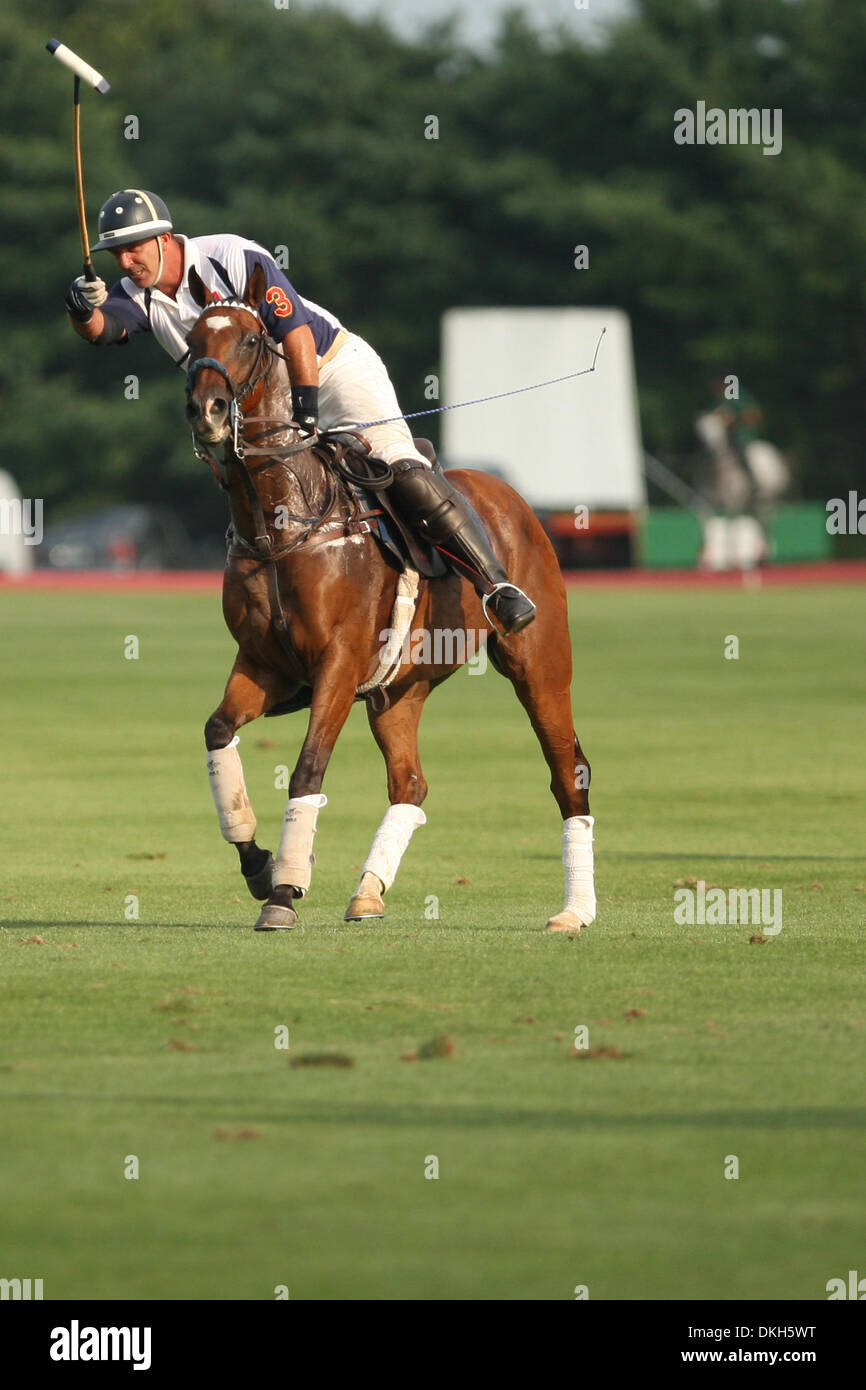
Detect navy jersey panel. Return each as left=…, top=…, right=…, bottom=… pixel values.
left=205, top=256, right=238, bottom=300
left=103, top=283, right=150, bottom=339
left=241, top=248, right=338, bottom=356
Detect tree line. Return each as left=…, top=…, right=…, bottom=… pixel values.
left=0, top=0, right=862, bottom=534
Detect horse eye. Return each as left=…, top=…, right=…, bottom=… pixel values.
left=245, top=333, right=259, bottom=348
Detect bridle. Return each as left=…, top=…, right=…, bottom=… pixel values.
left=185, top=302, right=287, bottom=465
left=185, top=299, right=391, bottom=484
left=184, top=302, right=375, bottom=655
left=185, top=303, right=337, bottom=538
left=186, top=301, right=335, bottom=497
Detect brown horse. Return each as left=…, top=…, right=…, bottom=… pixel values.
left=184, top=264, right=596, bottom=933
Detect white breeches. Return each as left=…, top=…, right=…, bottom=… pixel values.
left=319, top=333, right=429, bottom=468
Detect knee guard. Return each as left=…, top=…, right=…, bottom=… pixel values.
left=389, top=461, right=472, bottom=542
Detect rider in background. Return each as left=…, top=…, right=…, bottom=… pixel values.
left=707, top=376, right=763, bottom=490
left=695, top=377, right=789, bottom=568
left=65, top=189, right=536, bottom=635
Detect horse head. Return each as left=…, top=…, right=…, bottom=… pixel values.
left=185, top=263, right=273, bottom=447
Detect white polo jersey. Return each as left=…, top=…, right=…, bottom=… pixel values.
left=102, top=231, right=429, bottom=470
left=103, top=233, right=345, bottom=365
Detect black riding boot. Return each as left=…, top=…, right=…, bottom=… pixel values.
left=388, top=460, right=536, bottom=634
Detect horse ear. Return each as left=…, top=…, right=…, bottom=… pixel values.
left=246, top=262, right=267, bottom=309
left=188, top=266, right=213, bottom=309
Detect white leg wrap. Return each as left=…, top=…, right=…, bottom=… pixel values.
left=206, top=736, right=257, bottom=843
left=360, top=803, right=427, bottom=893
left=274, top=794, right=328, bottom=897
left=563, top=815, right=596, bottom=924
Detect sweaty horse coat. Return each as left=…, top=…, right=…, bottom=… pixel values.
left=184, top=265, right=597, bottom=933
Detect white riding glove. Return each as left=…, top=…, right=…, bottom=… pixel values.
left=72, top=275, right=108, bottom=308
left=65, top=274, right=109, bottom=322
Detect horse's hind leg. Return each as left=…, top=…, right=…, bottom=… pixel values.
left=344, top=685, right=430, bottom=922
left=205, top=656, right=291, bottom=901
left=492, top=639, right=596, bottom=933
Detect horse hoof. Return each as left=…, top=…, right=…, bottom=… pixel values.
left=344, top=892, right=385, bottom=921
left=254, top=902, right=298, bottom=931
left=545, top=908, right=592, bottom=934
left=244, top=852, right=275, bottom=901
left=344, top=872, right=385, bottom=921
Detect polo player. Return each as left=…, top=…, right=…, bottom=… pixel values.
left=66, top=188, right=536, bottom=634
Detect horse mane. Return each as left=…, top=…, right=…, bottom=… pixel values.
left=201, top=297, right=258, bottom=315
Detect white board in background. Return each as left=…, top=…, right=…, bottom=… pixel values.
left=0, top=469, right=33, bottom=576
left=441, top=307, right=646, bottom=510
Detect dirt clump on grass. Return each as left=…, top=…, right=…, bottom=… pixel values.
left=290, top=1052, right=355, bottom=1068
left=403, top=1034, right=457, bottom=1061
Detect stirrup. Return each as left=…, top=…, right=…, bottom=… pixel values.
left=481, top=582, right=537, bottom=635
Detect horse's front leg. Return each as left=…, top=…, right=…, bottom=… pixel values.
left=205, top=655, right=294, bottom=902
left=255, top=668, right=359, bottom=931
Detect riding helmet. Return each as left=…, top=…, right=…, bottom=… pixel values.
left=92, top=190, right=173, bottom=251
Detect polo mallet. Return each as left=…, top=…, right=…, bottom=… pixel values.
left=45, top=38, right=111, bottom=283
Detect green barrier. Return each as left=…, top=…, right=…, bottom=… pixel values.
left=641, top=503, right=832, bottom=567
left=640, top=509, right=702, bottom=567
left=771, top=503, right=833, bottom=561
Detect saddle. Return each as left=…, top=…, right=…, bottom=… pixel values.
left=318, top=433, right=447, bottom=580
left=262, top=435, right=454, bottom=720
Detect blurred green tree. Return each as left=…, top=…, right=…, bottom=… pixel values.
left=0, top=0, right=862, bottom=536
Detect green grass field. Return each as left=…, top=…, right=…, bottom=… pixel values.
left=0, top=579, right=863, bottom=1300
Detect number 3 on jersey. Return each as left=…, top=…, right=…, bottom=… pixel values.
left=265, top=285, right=293, bottom=318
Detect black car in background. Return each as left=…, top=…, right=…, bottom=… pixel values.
left=37, top=505, right=224, bottom=570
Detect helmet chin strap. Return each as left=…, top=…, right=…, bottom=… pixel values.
left=154, top=235, right=165, bottom=291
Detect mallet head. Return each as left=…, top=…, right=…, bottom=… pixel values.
left=46, top=38, right=110, bottom=94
